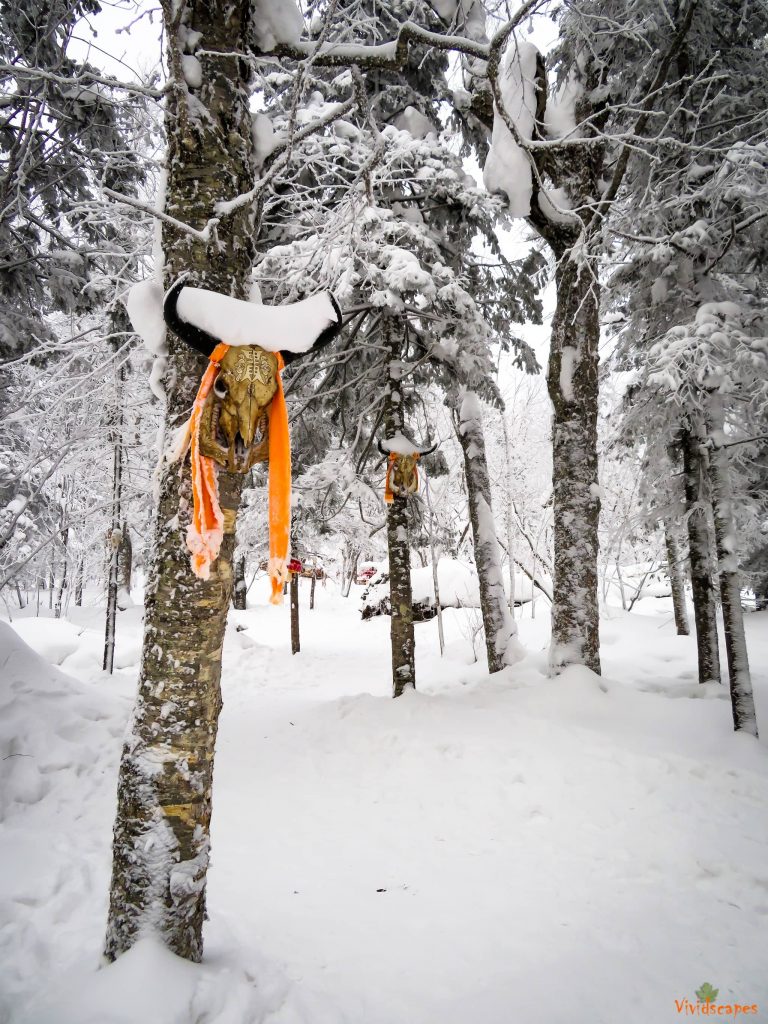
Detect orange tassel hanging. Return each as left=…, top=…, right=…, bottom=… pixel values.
left=384, top=453, right=398, bottom=504
left=187, top=342, right=230, bottom=580
left=186, top=347, right=292, bottom=605
left=267, top=353, right=291, bottom=605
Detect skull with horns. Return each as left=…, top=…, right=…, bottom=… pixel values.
left=377, top=436, right=437, bottom=502
left=163, top=279, right=342, bottom=474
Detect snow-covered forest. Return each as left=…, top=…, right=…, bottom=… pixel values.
left=1, top=0, right=767, bottom=1020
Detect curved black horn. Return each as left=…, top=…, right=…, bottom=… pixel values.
left=419, top=441, right=438, bottom=456
left=281, top=293, right=344, bottom=367
left=376, top=439, right=388, bottom=456
left=163, top=278, right=222, bottom=357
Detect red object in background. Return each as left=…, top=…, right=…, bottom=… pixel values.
left=288, top=559, right=303, bottom=574
left=356, top=566, right=377, bottom=585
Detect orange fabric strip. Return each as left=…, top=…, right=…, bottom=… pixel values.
left=186, top=344, right=291, bottom=602
left=384, top=452, right=397, bottom=504
left=187, top=343, right=230, bottom=580
left=268, top=353, right=291, bottom=605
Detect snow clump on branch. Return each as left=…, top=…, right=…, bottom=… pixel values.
left=251, top=0, right=304, bottom=51
left=482, top=39, right=540, bottom=217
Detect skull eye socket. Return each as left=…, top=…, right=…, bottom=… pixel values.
left=213, top=375, right=228, bottom=399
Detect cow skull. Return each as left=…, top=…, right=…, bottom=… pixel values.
left=389, top=453, right=421, bottom=496
left=199, top=346, right=279, bottom=473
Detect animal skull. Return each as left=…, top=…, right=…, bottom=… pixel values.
left=199, top=346, right=279, bottom=473
left=389, top=453, right=421, bottom=496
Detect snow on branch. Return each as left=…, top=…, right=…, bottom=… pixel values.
left=214, top=94, right=357, bottom=217
left=103, top=188, right=219, bottom=244
left=590, top=0, right=701, bottom=224
left=482, top=39, right=539, bottom=216
left=0, top=61, right=165, bottom=99
left=259, top=0, right=545, bottom=69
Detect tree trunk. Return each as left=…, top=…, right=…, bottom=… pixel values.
left=104, top=358, right=125, bottom=673
left=341, top=542, right=359, bottom=597
left=681, top=423, right=721, bottom=684
left=455, top=392, right=520, bottom=673
left=705, top=394, right=757, bottom=735
left=663, top=520, right=690, bottom=636
left=117, top=520, right=133, bottom=609
left=105, top=0, right=257, bottom=963
left=423, top=469, right=445, bottom=656
left=309, top=573, right=316, bottom=610
left=75, top=556, right=84, bottom=606
left=290, top=571, right=300, bottom=654
left=54, top=527, right=69, bottom=619
left=384, top=316, right=415, bottom=697
left=501, top=416, right=516, bottom=616
left=545, top=255, right=601, bottom=674
left=232, top=555, right=246, bottom=610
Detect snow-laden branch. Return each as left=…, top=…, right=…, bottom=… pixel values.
left=590, top=0, right=700, bottom=224
left=260, top=0, right=544, bottom=69
left=214, top=94, right=357, bottom=217
left=0, top=61, right=166, bottom=100
left=103, top=188, right=219, bottom=243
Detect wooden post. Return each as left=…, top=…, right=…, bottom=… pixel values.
left=290, top=571, right=300, bottom=654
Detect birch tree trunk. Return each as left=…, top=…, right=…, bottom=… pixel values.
left=705, top=393, right=758, bottom=735
left=290, top=571, right=300, bottom=654
left=455, top=392, right=520, bottom=673
left=54, top=527, right=69, bottom=620
left=681, top=422, right=721, bottom=684
left=117, top=521, right=133, bottom=609
left=104, top=359, right=125, bottom=672
left=423, top=471, right=445, bottom=656
left=545, top=255, right=601, bottom=674
left=384, top=316, right=415, bottom=697
left=105, top=0, right=256, bottom=963
left=501, top=416, right=516, bottom=616
left=232, top=556, right=246, bottom=610
left=663, top=520, right=690, bottom=636
left=341, top=542, right=359, bottom=597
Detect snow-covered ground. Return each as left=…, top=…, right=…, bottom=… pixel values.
left=2, top=582, right=767, bottom=1024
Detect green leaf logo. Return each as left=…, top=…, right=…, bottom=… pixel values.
left=696, top=983, right=719, bottom=1004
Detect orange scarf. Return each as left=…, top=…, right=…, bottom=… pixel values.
left=186, top=345, right=291, bottom=606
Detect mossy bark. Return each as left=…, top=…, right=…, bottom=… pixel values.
left=105, top=0, right=256, bottom=963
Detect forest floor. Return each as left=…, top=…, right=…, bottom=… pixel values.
left=1, top=578, right=767, bottom=1024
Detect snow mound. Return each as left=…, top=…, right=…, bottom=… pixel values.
left=19, top=936, right=270, bottom=1024
left=0, top=621, right=133, bottom=1020
left=361, top=560, right=482, bottom=620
